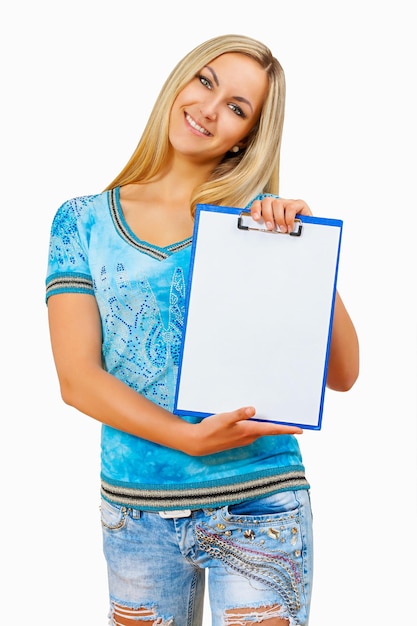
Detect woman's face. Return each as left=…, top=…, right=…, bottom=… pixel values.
left=169, top=52, right=268, bottom=166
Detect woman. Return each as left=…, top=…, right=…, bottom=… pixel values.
left=46, top=34, right=359, bottom=626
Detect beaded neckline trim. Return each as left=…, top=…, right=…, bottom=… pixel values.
left=108, top=187, right=192, bottom=260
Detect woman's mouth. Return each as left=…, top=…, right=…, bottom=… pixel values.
left=185, top=113, right=211, bottom=136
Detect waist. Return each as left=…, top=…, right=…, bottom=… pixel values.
left=100, top=468, right=309, bottom=512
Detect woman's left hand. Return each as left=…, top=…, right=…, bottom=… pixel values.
left=250, top=197, right=312, bottom=233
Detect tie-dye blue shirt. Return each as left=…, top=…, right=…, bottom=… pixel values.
left=46, top=188, right=309, bottom=511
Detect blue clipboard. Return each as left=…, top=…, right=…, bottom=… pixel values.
left=173, top=203, right=343, bottom=429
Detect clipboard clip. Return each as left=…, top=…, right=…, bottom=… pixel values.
left=237, top=211, right=303, bottom=236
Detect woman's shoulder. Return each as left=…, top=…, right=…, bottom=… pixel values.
left=57, top=189, right=108, bottom=215
left=50, top=190, right=110, bottom=237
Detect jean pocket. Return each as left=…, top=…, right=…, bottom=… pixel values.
left=100, top=498, right=128, bottom=531
left=226, top=490, right=301, bottom=519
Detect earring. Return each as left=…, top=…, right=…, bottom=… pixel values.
left=231, top=145, right=240, bottom=153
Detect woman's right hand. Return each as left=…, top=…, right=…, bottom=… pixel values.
left=184, top=406, right=302, bottom=456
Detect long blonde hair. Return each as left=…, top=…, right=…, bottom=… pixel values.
left=105, top=34, right=286, bottom=215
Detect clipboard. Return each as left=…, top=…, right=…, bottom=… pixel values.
left=173, top=203, right=343, bottom=429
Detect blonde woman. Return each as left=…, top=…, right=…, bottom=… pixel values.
left=46, top=34, right=359, bottom=626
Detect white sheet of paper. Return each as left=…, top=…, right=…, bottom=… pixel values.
left=174, top=205, right=342, bottom=429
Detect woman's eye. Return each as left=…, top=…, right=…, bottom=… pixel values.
left=229, top=103, right=246, bottom=118
left=198, top=74, right=212, bottom=89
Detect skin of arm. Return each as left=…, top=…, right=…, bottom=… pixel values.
left=325, top=291, right=359, bottom=391
left=47, top=293, right=303, bottom=457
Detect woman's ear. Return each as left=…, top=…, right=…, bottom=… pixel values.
left=233, top=141, right=247, bottom=153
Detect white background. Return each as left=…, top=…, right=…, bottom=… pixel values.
left=1, top=1, right=416, bottom=624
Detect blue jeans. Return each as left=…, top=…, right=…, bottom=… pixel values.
left=101, top=490, right=313, bottom=626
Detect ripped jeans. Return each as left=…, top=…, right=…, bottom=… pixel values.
left=101, top=489, right=313, bottom=626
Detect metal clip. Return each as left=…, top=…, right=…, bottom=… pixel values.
left=237, top=211, right=303, bottom=236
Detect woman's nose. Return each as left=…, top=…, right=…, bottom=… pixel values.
left=200, top=97, right=218, bottom=120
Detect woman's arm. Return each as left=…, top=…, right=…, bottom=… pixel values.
left=47, top=293, right=303, bottom=456
left=326, top=291, right=359, bottom=391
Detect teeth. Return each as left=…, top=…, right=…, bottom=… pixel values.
left=186, top=113, right=210, bottom=135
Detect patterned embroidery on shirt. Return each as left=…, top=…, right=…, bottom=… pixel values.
left=98, top=262, right=186, bottom=409
left=48, top=196, right=93, bottom=268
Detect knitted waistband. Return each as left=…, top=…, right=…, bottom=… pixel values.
left=101, top=470, right=309, bottom=511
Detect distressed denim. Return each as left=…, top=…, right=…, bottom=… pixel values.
left=101, top=489, right=313, bottom=626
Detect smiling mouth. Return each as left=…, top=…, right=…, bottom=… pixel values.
left=185, top=113, right=212, bottom=136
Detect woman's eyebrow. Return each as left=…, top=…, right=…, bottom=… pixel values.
left=233, top=95, right=253, bottom=113
left=205, top=65, right=219, bottom=86
left=204, top=65, right=254, bottom=113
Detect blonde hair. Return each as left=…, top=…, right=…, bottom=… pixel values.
left=105, top=34, right=286, bottom=215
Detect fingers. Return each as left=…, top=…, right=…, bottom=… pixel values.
left=221, top=406, right=303, bottom=435
left=222, top=406, right=256, bottom=423
left=250, top=197, right=312, bottom=233
left=192, top=407, right=303, bottom=455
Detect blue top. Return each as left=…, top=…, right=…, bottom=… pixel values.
left=46, top=188, right=309, bottom=510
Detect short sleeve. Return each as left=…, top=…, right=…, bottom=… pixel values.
left=45, top=196, right=95, bottom=303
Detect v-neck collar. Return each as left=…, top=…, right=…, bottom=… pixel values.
left=108, top=187, right=192, bottom=260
